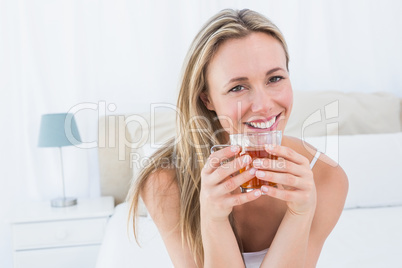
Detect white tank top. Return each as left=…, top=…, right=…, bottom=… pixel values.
left=242, top=248, right=269, bottom=267
left=310, top=151, right=321, bottom=169
left=242, top=151, right=321, bottom=267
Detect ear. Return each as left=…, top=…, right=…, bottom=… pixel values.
left=200, top=92, right=215, bottom=111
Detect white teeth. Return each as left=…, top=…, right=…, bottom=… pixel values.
left=268, top=116, right=276, bottom=126
left=247, top=116, right=277, bottom=129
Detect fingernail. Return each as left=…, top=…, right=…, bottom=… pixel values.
left=256, top=170, right=265, bottom=177
left=265, top=144, right=276, bottom=154
left=231, top=145, right=239, bottom=152
left=243, top=155, right=251, bottom=164
left=254, top=190, right=261, bottom=197
left=261, top=186, right=269, bottom=193
left=249, top=167, right=256, bottom=175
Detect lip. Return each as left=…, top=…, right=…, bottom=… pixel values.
left=243, top=112, right=282, bottom=132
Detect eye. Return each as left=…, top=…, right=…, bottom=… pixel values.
left=229, top=85, right=246, bottom=93
left=268, top=76, right=284, bottom=83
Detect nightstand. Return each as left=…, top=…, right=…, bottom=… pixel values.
left=11, top=196, right=114, bottom=268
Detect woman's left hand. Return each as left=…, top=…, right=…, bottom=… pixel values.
left=253, top=145, right=317, bottom=216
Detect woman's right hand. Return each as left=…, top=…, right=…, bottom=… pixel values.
left=200, top=145, right=262, bottom=222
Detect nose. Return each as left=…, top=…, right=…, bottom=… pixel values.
left=250, top=89, right=274, bottom=113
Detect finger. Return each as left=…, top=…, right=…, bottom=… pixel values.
left=225, top=189, right=262, bottom=207
left=255, top=170, right=312, bottom=190
left=260, top=185, right=316, bottom=209
left=253, top=157, right=303, bottom=176
left=217, top=167, right=257, bottom=193
left=208, top=154, right=252, bottom=186
left=265, top=145, right=309, bottom=166
left=260, top=185, right=298, bottom=202
left=203, top=145, right=240, bottom=174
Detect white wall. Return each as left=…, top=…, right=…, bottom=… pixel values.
left=1, top=0, right=401, bottom=267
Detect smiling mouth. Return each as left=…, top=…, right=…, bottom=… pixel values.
left=244, top=113, right=281, bottom=130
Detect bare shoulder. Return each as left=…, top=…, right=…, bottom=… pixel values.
left=142, top=168, right=177, bottom=199
left=141, top=168, right=179, bottom=231
left=283, top=135, right=348, bottom=188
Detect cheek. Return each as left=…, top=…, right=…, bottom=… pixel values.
left=214, top=100, right=247, bottom=133
left=280, top=89, right=293, bottom=112
left=277, top=88, right=293, bottom=126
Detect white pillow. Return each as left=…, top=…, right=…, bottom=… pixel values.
left=286, top=91, right=401, bottom=138
left=305, top=132, right=402, bottom=209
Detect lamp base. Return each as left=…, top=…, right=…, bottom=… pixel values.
left=51, top=197, right=77, bottom=207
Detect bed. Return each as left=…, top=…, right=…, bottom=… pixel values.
left=95, top=91, right=402, bottom=268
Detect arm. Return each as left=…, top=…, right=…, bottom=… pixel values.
left=200, top=217, right=244, bottom=268
left=141, top=169, right=199, bottom=268
left=254, top=146, right=348, bottom=267
left=200, top=145, right=262, bottom=268
left=264, top=209, right=315, bottom=267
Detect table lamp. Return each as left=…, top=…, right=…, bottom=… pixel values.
left=38, top=113, right=82, bottom=207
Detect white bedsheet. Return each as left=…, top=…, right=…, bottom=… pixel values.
left=96, top=203, right=172, bottom=268
left=318, top=206, right=402, bottom=267
left=96, top=203, right=402, bottom=268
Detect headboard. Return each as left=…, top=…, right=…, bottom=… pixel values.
left=98, top=91, right=402, bottom=207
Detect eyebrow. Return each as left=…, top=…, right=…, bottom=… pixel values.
left=224, top=67, right=286, bottom=88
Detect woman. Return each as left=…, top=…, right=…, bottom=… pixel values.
left=128, top=8, right=348, bottom=268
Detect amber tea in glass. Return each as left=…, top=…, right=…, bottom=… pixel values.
left=211, top=131, right=282, bottom=193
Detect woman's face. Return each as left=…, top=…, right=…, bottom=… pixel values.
left=203, top=32, right=293, bottom=135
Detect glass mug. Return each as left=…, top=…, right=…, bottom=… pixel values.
left=211, top=131, right=282, bottom=193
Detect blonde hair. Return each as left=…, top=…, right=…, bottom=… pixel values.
left=128, top=8, right=289, bottom=266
